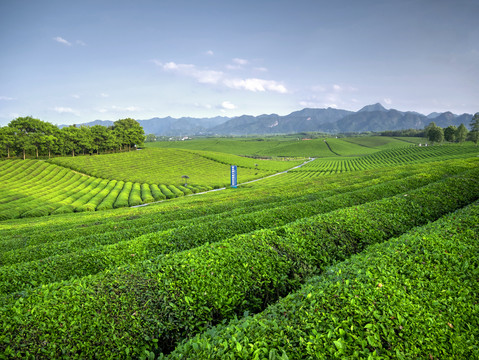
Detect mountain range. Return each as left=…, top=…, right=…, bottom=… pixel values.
left=73, top=103, right=474, bottom=136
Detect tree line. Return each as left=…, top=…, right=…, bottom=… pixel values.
left=380, top=113, right=479, bottom=145
left=0, top=117, right=145, bottom=159
left=424, top=113, right=479, bottom=144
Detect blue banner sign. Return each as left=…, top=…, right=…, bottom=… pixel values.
left=231, top=165, right=237, bottom=188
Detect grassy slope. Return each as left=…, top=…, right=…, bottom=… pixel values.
left=48, top=148, right=302, bottom=185
left=144, top=136, right=425, bottom=157
left=1, top=136, right=478, bottom=358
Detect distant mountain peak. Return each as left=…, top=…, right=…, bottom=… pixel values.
left=358, top=103, right=388, bottom=112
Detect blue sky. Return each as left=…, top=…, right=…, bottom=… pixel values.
left=0, top=0, right=478, bottom=126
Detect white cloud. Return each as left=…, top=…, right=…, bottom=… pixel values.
left=254, top=67, right=268, bottom=72
left=223, top=78, right=288, bottom=93
left=194, top=103, right=213, bottom=109
left=0, top=96, right=15, bottom=101
left=71, top=94, right=80, bottom=99
left=98, top=105, right=140, bottom=113
left=384, top=98, right=392, bottom=105
left=221, top=101, right=236, bottom=110
left=159, top=61, right=223, bottom=84
left=100, top=93, right=109, bottom=98
left=154, top=60, right=288, bottom=94
left=333, top=84, right=342, bottom=92
left=233, top=58, right=248, bottom=65
left=53, top=36, right=72, bottom=46
left=76, top=40, right=86, bottom=46
left=54, top=106, right=79, bottom=115
left=226, top=58, right=249, bottom=70
left=206, top=50, right=214, bottom=56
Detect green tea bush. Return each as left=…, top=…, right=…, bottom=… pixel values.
left=169, top=201, right=479, bottom=359
left=167, top=185, right=185, bottom=197
left=83, top=179, right=118, bottom=210
left=1, top=168, right=478, bottom=358
left=20, top=206, right=54, bottom=218
left=177, top=185, right=193, bottom=195
left=113, top=182, right=132, bottom=208
left=129, top=183, right=143, bottom=206
left=51, top=204, right=74, bottom=215
left=159, top=184, right=176, bottom=199
left=150, top=184, right=166, bottom=201
left=0, top=168, right=451, bottom=293
left=97, top=180, right=124, bottom=210
left=141, top=183, right=155, bottom=203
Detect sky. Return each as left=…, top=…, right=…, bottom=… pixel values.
left=0, top=0, right=478, bottom=126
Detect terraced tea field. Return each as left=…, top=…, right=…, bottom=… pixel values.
left=146, top=136, right=416, bottom=157
left=0, top=138, right=478, bottom=359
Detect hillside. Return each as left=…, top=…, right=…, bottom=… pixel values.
left=1, top=138, right=478, bottom=358
left=67, top=104, right=474, bottom=136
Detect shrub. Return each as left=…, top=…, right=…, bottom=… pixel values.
left=129, top=183, right=143, bottom=206
left=150, top=184, right=166, bottom=201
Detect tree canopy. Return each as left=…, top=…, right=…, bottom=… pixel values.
left=424, top=121, right=470, bottom=144
left=0, top=116, right=145, bottom=159
left=470, top=113, right=479, bottom=145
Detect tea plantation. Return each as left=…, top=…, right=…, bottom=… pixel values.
left=0, top=138, right=478, bottom=359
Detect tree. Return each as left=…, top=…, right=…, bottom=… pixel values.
left=43, top=134, right=59, bottom=158
left=443, top=125, right=457, bottom=142
left=470, top=113, right=479, bottom=146
left=61, top=126, right=82, bottom=156
left=0, top=126, right=16, bottom=158
left=424, top=121, right=437, bottom=141
left=8, top=116, right=44, bottom=159
left=91, top=125, right=110, bottom=154
left=425, top=122, right=444, bottom=144
left=112, top=118, right=145, bottom=151
left=78, top=126, right=93, bottom=155
left=455, top=123, right=468, bottom=143
left=145, top=134, right=157, bottom=142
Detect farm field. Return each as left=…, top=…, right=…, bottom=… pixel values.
left=144, top=135, right=421, bottom=157
left=0, top=137, right=478, bottom=359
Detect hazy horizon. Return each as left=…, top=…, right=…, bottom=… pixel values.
left=1, top=0, right=478, bottom=126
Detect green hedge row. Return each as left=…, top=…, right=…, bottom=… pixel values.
left=1, top=158, right=475, bottom=258
left=113, top=181, right=133, bottom=208
left=0, top=167, right=455, bottom=294
left=150, top=184, right=167, bottom=201
left=1, top=168, right=478, bottom=358
left=78, top=180, right=118, bottom=212
left=141, top=183, right=155, bottom=203
left=168, top=201, right=479, bottom=359
left=96, top=180, right=124, bottom=211
left=129, top=183, right=143, bottom=206
left=167, top=185, right=185, bottom=197
left=159, top=184, right=175, bottom=199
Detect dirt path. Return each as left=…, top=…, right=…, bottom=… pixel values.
left=131, top=157, right=316, bottom=208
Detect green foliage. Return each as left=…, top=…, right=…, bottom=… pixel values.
left=425, top=122, right=444, bottom=143
left=470, top=112, right=479, bottom=145
left=112, top=117, right=146, bottom=150
left=1, top=164, right=478, bottom=358
left=444, top=125, right=457, bottom=142
left=0, top=116, right=146, bottom=159
left=129, top=183, right=144, bottom=206
left=141, top=183, right=155, bottom=203
left=0, top=137, right=478, bottom=358
left=150, top=184, right=167, bottom=201
left=456, top=123, right=468, bottom=143
left=170, top=201, right=479, bottom=359
left=114, top=181, right=133, bottom=208
left=48, top=148, right=298, bottom=186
